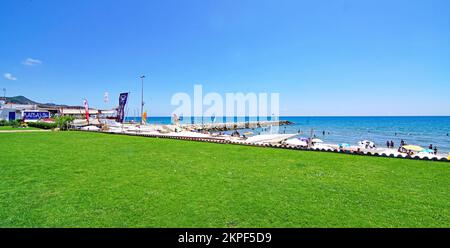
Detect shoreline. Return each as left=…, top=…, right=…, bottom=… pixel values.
left=79, top=123, right=449, bottom=162
left=122, top=116, right=450, bottom=154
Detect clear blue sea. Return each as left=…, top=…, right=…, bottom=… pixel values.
left=125, top=116, right=450, bottom=153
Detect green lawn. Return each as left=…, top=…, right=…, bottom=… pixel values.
left=0, top=131, right=448, bottom=227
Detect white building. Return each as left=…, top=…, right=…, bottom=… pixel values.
left=0, top=108, right=22, bottom=121
left=60, top=108, right=116, bottom=119
left=0, top=109, right=51, bottom=122
left=0, top=102, right=50, bottom=122
left=0, top=101, right=116, bottom=123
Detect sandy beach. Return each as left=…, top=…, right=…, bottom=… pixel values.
left=81, top=122, right=449, bottom=161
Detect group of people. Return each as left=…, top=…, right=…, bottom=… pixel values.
left=387, top=139, right=440, bottom=155
left=296, top=130, right=331, bottom=135
left=386, top=140, right=395, bottom=148
left=428, top=144, right=439, bottom=155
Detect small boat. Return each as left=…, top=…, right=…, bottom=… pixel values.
left=358, top=140, right=375, bottom=148
left=81, top=125, right=100, bottom=131
left=283, top=138, right=308, bottom=147
left=421, top=149, right=434, bottom=154
left=401, top=145, right=424, bottom=152
left=339, top=143, right=350, bottom=148
left=245, top=134, right=298, bottom=144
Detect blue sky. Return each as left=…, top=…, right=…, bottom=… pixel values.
left=1, top=0, right=449, bottom=116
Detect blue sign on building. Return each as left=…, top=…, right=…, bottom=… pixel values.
left=23, top=111, right=50, bottom=120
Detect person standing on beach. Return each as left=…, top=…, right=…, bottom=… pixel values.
left=401, top=139, right=405, bottom=146
left=390, top=140, right=394, bottom=148
left=434, top=147, right=438, bottom=155
left=322, top=130, right=325, bottom=136
left=386, top=141, right=390, bottom=148
left=429, top=144, right=433, bottom=150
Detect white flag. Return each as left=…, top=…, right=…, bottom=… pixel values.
left=104, top=92, right=109, bottom=103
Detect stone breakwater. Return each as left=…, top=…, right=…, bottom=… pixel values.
left=180, top=120, right=293, bottom=131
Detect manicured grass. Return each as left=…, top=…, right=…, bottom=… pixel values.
left=0, top=126, right=39, bottom=130
left=0, top=131, right=448, bottom=227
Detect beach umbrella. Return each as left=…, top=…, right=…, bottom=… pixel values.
left=312, top=138, right=323, bottom=143
left=402, top=145, right=424, bottom=152
left=339, top=143, right=350, bottom=148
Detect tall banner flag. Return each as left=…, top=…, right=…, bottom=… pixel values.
left=117, top=92, right=128, bottom=123
left=83, top=99, right=89, bottom=124
left=142, top=111, right=147, bottom=124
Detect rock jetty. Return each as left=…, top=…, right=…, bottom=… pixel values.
left=180, top=120, right=293, bottom=131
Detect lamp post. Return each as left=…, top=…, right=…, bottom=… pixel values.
left=140, top=75, right=145, bottom=124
